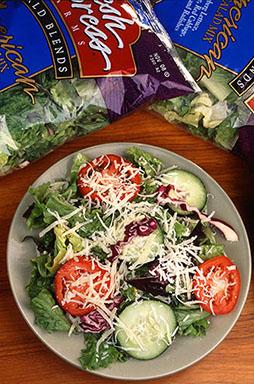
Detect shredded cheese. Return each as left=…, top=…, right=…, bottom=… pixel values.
left=38, top=162, right=237, bottom=349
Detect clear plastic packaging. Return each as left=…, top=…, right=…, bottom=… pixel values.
left=151, top=0, right=254, bottom=164
left=0, top=0, right=198, bottom=175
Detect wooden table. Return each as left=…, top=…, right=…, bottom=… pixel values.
left=1, top=110, right=253, bottom=384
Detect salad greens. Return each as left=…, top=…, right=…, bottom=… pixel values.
left=31, top=289, right=71, bottom=333
left=0, top=0, right=200, bottom=177
left=79, top=333, right=128, bottom=371
left=151, top=47, right=251, bottom=150
left=0, top=67, right=109, bottom=176
left=174, top=307, right=210, bottom=337
left=24, top=147, right=239, bottom=371
left=126, top=146, right=163, bottom=177
left=26, top=254, right=53, bottom=299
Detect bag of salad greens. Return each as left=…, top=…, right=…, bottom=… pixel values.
left=151, top=0, right=254, bottom=166
left=0, top=0, right=199, bottom=176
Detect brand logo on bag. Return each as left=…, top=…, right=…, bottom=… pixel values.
left=0, top=28, right=39, bottom=103
left=196, top=0, right=251, bottom=82
left=53, top=0, right=141, bottom=77
left=229, top=58, right=254, bottom=96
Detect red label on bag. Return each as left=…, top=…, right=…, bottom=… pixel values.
left=53, top=0, right=141, bottom=77
left=245, top=93, right=254, bottom=113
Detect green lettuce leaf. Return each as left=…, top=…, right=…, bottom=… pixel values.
left=43, top=193, right=76, bottom=224
left=134, top=180, right=158, bottom=203
left=77, top=208, right=111, bottom=238
left=121, top=285, right=137, bottom=302
left=70, top=153, right=87, bottom=183
left=37, top=231, right=55, bottom=254
left=49, top=225, right=67, bottom=272
left=79, top=333, right=128, bottom=370
left=26, top=188, right=76, bottom=229
left=26, top=253, right=54, bottom=299
left=215, top=113, right=238, bottom=149
left=126, top=146, right=163, bottom=177
left=31, top=289, right=70, bottom=332
left=174, top=308, right=210, bottom=336
left=62, top=153, right=88, bottom=199
left=174, top=221, right=189, bottom=239
left=29, top=182, right=51, bottom=203
left=48, top=224, right=83, bottom=273
left=200, top=244, right=225, bottom=260
left=26, top=202, right=46, bottom=229
left=91, top=245, right=108, bottom=262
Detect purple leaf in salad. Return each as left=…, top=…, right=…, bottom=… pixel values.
left=127, top=260, right=168, bottom=296
left=187, top=221, right=203, bottom=245
left=110, top=217, right=159, bottom=261
left=108, top=295, right=124, bottom=309
left=127, top=276, right=168, bottom=296
left=80, top=296, right=123, bottom=333
left=80, top=310, right=109, bottom=333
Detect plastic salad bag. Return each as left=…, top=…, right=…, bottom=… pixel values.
left=0, top=0, right=198, bottom=176
left=151, top=0, right=254, bottom=164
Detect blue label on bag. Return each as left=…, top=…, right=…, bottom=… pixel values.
left=154, top=0, right=254, bottom=95
left=0, top=0, right=75, bottom=100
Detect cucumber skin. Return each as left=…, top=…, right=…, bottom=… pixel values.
left=161, top=169, right=207, bottom=215
left=116, top=300, right=176, bottom=360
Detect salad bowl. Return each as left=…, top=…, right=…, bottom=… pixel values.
left=7, top=142, right=251, bottom=380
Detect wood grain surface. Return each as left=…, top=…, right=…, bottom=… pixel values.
left=1, top=110, right=253, bottom=384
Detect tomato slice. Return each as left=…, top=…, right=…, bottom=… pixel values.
left=54, top=256, right=111, bottom=317
left=77, top=154, right=141, bottom=202
left=193, top=255, right=240, bottom=315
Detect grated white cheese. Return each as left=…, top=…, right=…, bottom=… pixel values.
left=42, top=161, right=235, bottom=346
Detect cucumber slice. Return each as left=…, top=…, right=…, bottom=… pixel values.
left=119, top=227, right=164, bottom=266
left=116, top=300, right=176, bottom=360
left=160, top=169, right=207, bottom=215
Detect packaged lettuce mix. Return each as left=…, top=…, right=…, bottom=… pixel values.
left=0, top=0, right=198, bottom=176
left=151, top=0, right=254, bottom=166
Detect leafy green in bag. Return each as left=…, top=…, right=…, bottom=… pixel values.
left=152, top=0, right=254, bottom=153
